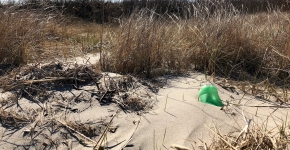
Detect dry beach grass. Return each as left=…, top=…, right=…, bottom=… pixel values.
left=0, top=0, right=290, bottom=149
left=0, top=62, right=155, bottom=149
left=1, top=1, right=290, bottom=85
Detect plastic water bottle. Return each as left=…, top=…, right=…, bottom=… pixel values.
left=198, top=85, right=223, bottom=107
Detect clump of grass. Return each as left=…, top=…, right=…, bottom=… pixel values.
left=0, top=3, right=110, bottom=65
left=183, top=1, right=290, bottom=85
left=0, top=4, right=66, bottom=65
left=101, top=0, right=290, bottom=88
left=207, top=121, right=290, bottom=149
left=0, top=8, right=43, bottom=65
left=102, top=9, right=194, bottom=77
left=64, top=120, right=101, bottom=139
left=123, top=97, right=149, bottom=112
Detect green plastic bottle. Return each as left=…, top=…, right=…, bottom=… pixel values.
left=198, top=85, right=223, bottom=107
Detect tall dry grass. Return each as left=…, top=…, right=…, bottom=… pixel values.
left=101, top=9, right=195, bottom=77
left=1, top=0, right=290, bottom=86
left=0, top=4, right=109, bottom=65
left=0, top=3, right=67, bottom=65
left=101, top=1, right=290, bottom=86
left=0, top=7, right=45, bottom=65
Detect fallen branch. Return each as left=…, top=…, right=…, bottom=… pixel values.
left=23, top=77, right=86, bottom=84
left=4, top=77, right=86, bottom=91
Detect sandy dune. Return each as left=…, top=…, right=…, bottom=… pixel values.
left=0, top=55, right=289, bottom=150
left=119, top=73, right=290, bottom=149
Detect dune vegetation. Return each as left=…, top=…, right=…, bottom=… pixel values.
left=0, top=0, right=290, bottom=149
left=1, top=0, right=289, bottom=83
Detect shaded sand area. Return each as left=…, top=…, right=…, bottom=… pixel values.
left=0, top=55, right=290, bottom=150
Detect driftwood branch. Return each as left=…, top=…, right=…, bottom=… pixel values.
left=4, top=77, right=86, bottom=91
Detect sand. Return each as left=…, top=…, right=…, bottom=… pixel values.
left=0, top=54, right=289, bottom=150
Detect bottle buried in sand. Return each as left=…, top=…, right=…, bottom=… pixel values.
left=198, top=85, right=223, bottom=107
